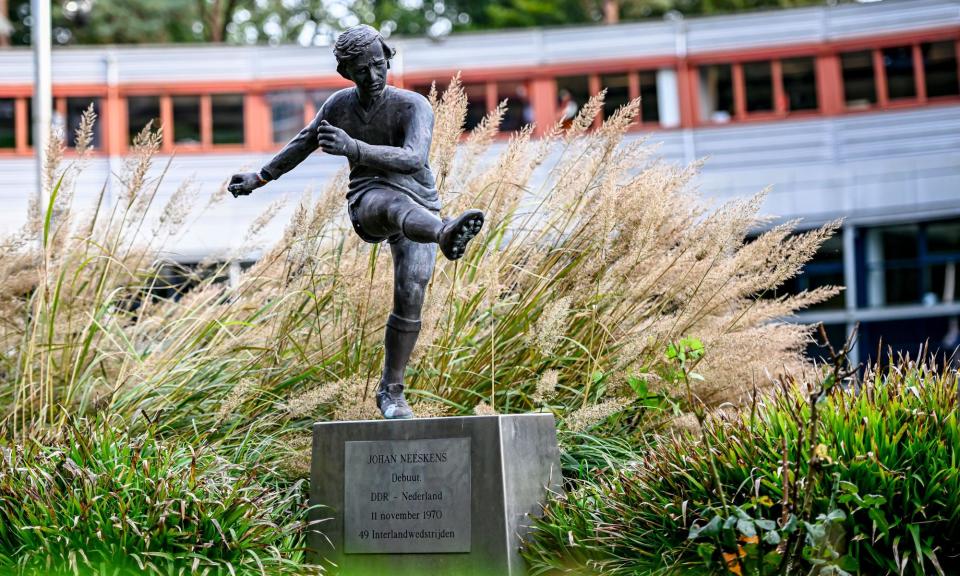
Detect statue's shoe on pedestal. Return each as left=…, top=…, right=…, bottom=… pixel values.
left=439, top=210, right=484, bottom=260
left=376, top=382, right=415, bottom=419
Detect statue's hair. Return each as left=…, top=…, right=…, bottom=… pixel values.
left=333, top=25, right=394, bottom=78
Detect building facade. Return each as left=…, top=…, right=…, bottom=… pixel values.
left=0, top=0, right=958, bottom=362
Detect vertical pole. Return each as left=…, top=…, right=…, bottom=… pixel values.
left=842, top=224, right=860, bottom=366
left=104, top=52, right=120, bottom=207
left=32, top=0, right=52, bottom=206
left=0, top=0, right=11, bottom=47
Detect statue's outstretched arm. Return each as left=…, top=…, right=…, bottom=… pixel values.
left=259, top=109, right=324, bottom=181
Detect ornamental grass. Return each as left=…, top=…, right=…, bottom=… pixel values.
left=0, top=80, right=835, bottom=572
left=523, top=353, right=960, bottom=575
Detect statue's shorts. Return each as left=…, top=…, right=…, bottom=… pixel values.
left=347, top=187, right=440, bottom=245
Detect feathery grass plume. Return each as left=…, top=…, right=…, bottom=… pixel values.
left=473, top=401, right=497, bottom=416
left=276, top=433, right=313, bottom=478
left=0, top=78, right=843, bottom=572
left=532, top=369, right=559, bottom=406
left=153, top=177, right=197, bottom=237
left=73, top=103, right=97, bottom=158
left=566, top=397, right=632, bottom=432
left=564, top=89, right=605, bottom=142
left=331, top=377, right=381, bottom=421
left=529, top=296, right=572, bottom=356
left=413, top=399, right=452, bottom=418
left=120, top=121, right=163, bottom=211
left=42, top=125, right=65, bottom=196
left=428, top=73, right=468, bottom=190
left=283, top=382, right=340, bottom=419
left=215, top=378, right=257, bottom=424
left=0, top=77, right=837, bottom=467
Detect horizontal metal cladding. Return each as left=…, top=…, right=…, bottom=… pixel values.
left=833, top=106, right=960, bottom=161
left=823, top=0, right=960, bottom=40
left=0, top=0, right=956, bottom=86
left=684, top=0, right=960, bottom=54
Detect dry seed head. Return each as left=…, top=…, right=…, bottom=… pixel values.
left=532, top=370, right=559, bottom=405
left=566, top=397, right=631, bottom=432
left=473, top=401, right=497, bottom=416
left=530, top=296, right=572, bottom=356
left=73, top=103, right=97, bottom=158
left=332, top=377, right=381, bottom=421
left=283, top=383, right=340, bottom=419
left=564, top=90, right=605, bottom=142
left=216, top=378, right=257, bottom=423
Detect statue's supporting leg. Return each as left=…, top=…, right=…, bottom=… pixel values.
left=376, top=237, right=437, bottom=419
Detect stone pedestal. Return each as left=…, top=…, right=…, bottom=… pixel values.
left=309, top=414, right=562, bottom=576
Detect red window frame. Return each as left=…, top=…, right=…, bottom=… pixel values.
left=694, top=55, right=821, bottom=126
left=839, top=39, right=960, bottom=111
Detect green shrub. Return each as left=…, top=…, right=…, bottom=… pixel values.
left=524, top=360, right=960, bottom=575
left=0, top=418, right=317, bottom=575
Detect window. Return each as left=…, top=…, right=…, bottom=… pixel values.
left=866, top=224, right=919, bottom=307
left=699, top=64, right=734, bottom=122
left=860, top=315, right=958, bottom=366
left=462, top=83, right=487, bottom=131
left=268, top=91, right=305, bottom=144
left=882, top=45, right=916, bottom=100
left=639, top=70, right=659, bottom=124
left=211, top=94, right=244, bottom=145
left=600, top=73, right=630, bottom=120
left=0, top=99, right=14, bottom=149
left=127, top=96, right=160, bottom=143
left=411, top=82, right=485, bottom=130
left=557, top=75, right=589, bottom=126
left=782, top=57, right=818, bottom=111
left=172, top=96, right=201, bottom=144
left=922, top=40, right=959, bottom=98
left=864, top=219, right=960, bottom=308
left=65, top=97, right=101, bottom=148
left=841, top=51, right=876, bottom=108
left=309, top=89, right=336, bottom=114
left=497, top=81, right=530, bottom=132
left=743, top=61, right=774, bottom=113
left=927, top=220, right=960, bottom=306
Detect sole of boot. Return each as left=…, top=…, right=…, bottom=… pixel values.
left=439, top=210, right=484, bottom=261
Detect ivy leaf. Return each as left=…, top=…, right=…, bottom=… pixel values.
left=689, top=515, right=722, bottom=540
left=737, top=518, right=757, bottom=538
left=826, top=509, right=847, bottom=523
left=755, top=518, right=776, bottom=531
left=838, top=481, right=859, bottom=495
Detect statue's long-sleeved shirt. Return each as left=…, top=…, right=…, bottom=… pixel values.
left=260, top=85, right=440, bottom=212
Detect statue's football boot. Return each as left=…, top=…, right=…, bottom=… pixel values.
left=376, top=382, right=415, bottom=420
left=438, top=210, right=484, bottom=261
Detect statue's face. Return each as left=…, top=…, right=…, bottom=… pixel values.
left=344, top=41, right=388, bottom=99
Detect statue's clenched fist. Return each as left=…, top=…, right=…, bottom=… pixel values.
left=228, top=172, right=266, bottom=197
left=318, top=120, right=357, bottom=158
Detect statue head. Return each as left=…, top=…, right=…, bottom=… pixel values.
left=334, top=25, right=395, bottom=99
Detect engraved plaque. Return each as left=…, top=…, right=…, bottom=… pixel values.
left=344, top=437, right=471, bottom=554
